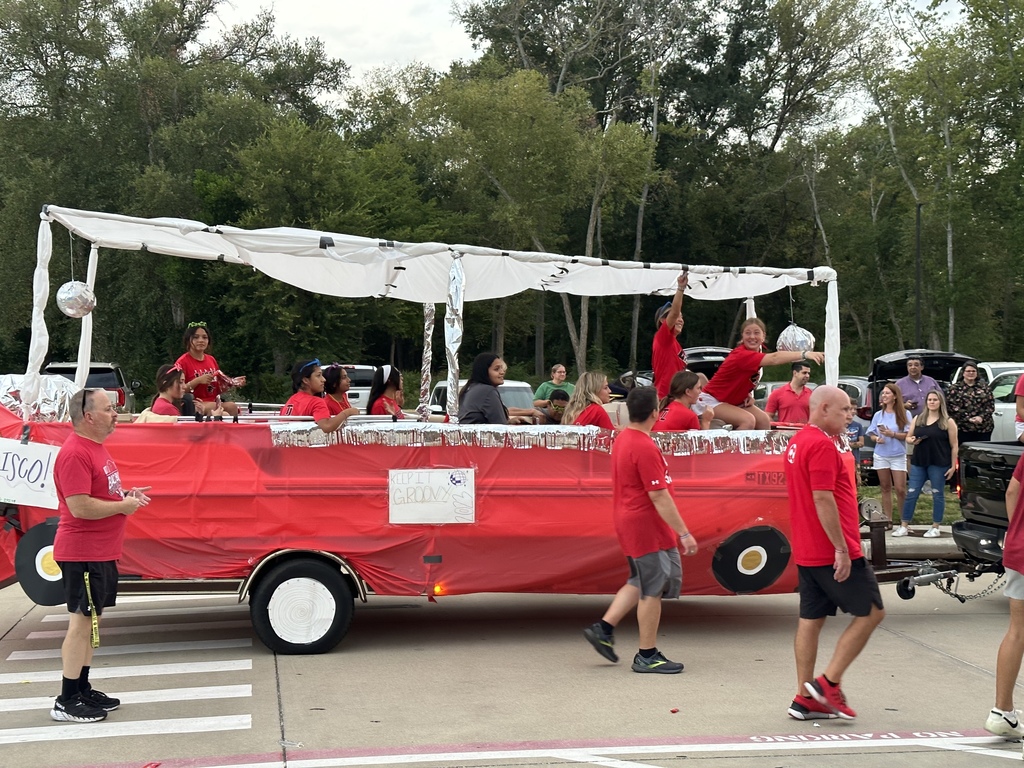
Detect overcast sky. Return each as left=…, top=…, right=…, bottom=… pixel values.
left=210, top=0, right=481, bottom=80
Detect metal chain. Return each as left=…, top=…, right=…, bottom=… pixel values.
left=935, top=572, right=1006, bottom=602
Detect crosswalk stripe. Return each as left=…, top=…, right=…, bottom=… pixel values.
left=42, top=605, right=249, bottom=622
left=0, top=659, right=252, bottom=685
left=0, top=685, right=252, bottom=712
left=0, top=714, right=251, bottom=744
left=28, top=620, right=251, bottom=639
left=8, top=638, right=252, bottom=661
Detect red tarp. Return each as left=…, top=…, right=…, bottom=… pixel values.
left=0, top=406, right=798, bottom=599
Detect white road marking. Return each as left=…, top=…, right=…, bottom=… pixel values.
left=28, top=619, right=251, bottom=639
left=41, top=605, right=249, bottom=622
left=0, top=684, right=252, bottom=712
left=0, top=659, right=252, bottom=685
left=8, top=638, right=251, bottom=660
left=177, top=735, right=1018, bottom=768
left=0, top=714, right=251, bottom=745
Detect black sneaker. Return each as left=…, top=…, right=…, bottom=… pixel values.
left=631, top=651, right=683, bottom=674
left=583, top=623, right=618, bottom=663
left=80, top=687, right=120, bottom=711
left=50, top=693, right=108, bottom=723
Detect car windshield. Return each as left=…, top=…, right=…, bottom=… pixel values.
left=498, top=386, right=534, bottom=410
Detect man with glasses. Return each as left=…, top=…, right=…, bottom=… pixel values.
left=51, top=390, right=150, bottom=723
left=534, top=364, right=574, bottom=407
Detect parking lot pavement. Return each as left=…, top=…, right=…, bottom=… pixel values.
left=1, top=580, right=1022, bottom=767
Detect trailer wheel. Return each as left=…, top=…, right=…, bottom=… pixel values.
left=896, top=578, right=916, bottom=600
left=14, top=520, right=65, bottom=606
left=250, top=559, right=353, bottom=654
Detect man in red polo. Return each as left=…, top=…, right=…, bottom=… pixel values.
left=767, top=361, right=813, bottom=423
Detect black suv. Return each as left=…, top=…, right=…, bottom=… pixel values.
left=44, top=362, right=141, bottom=414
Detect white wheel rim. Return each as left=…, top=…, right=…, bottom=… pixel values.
left=736, top=545, right=768, bottom=576
left=267, top=577, right=336, bottom=644
left=35, top=545, right=62, bottom=582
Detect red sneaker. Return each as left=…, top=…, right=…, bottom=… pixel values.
left=805, top=675, right=856, bottom=719
left=787, top=694, right=838, bottom=720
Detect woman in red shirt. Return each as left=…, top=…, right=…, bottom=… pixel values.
left=653, top=370, right=702, bottom=431
left=322, top=364, right=361, bottom=422
left=149, top=364, right=187, bottom=417
left=563, top=372, right=615, bottom=429
left=366, top=365, right=405, bottom=419
left=280, top=359, right=350, bottom=433
left=175, top=322, right=247, bottom=417
left=700, top=318, right=824, bottom=430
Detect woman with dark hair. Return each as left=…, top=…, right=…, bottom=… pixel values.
left=699, top=317, right=824, bottom=430
left=174, top=322, right=246, bottom=417
left=652, top=370, right=702, bottom=432
left=366, top=365, right=405, bottom=418
left=458, top=353, right=509, bottom=425
left=947, top=362, right=994, bottom=443
left=150, top=364, right=187, bottom=417
left=280, top=359, right=350, bottom=433
left=323, top=364, right=361, bottom=422
left=867, top=383, right=913, bottom=530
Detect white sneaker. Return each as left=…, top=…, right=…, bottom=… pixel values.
left=892, top=526, right=909, bottom=537
left=923, top=528, right=941, bottom=538
left=985, top=708, right=1024, bottom=738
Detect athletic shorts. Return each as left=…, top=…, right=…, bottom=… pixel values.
left=59, top=561, right=119, bottom=616
left=873, top=453, right=907, bottom=472
left=797, top=558, right=883, bottom=619
left=1005, top=568, right=1024, bottom=601
left=626, top=548, right=682, bottom=599
left=697, top=392, right=723, bottom=410
left=1016, top=422, right=1024, bottom=439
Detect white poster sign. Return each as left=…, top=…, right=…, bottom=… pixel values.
left=388, top=468, right=475, bottom=524
left=0, top=437, right=60, bottom=509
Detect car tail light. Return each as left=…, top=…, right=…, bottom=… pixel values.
left=104, top=388, right=126, bottom=408
left=856, top=406, right=872, bottom=420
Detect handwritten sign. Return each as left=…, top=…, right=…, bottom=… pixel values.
left=0, top=437, right=60, bottom=509
left=388, top=468, right=475, bottom=524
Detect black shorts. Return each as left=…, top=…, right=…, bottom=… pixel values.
left=798, top=558, right=884, bottom=620
left=59, top=561, right=119, bottom=616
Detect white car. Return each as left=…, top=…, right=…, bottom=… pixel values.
left=990, top=370, right=1024, bottom=442
left=429, top=379, right=535, bottom=417
left=952, top=362, right=1024, bottom=385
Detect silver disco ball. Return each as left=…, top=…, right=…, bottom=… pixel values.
left=56, top=281, right=96, bottom=318
left=776, top=323, right=815, bottom=352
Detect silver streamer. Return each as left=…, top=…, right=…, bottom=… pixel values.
left=0, top=374, right=78, bottom=422
left=418, top=303, right=435, bottom=421
left=269, top=421, right=794, bottom=455
left=444, top=254, right=465, bottom=420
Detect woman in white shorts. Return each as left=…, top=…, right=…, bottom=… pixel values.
left=867, top=383, right=913, bottom=529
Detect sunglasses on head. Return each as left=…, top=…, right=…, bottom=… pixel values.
left=80, top=388, right=91, bottom=414
left=187, top=321, right=207, bottom=328
left=300, top=358, right=320, bottom=374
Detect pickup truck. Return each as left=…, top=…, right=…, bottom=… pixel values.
left=953, top=441, right=1024, bottom=567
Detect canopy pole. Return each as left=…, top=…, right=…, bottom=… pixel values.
left=824, top=281, right=840, bottom=386
left=744, top=298, right=756, bottom=318
left=73, top=244, right=100, bottom=390
left=417, top=303, right=435, bottom=420
left=21, top=214, right=54, bottom=419
left=444, top=253, right=465, bottom=421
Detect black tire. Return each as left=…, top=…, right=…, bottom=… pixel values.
left=249, top=559, right=354, bottom=654
left=14, top=519, right=65, bottom=606
left=896, top=578, right=916, bottom=600
left=711, top=526, right=792, bottom=594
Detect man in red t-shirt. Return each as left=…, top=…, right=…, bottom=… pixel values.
left=51, top=389, right=150, bottom=724
left=766, top=362, right=813, bottom=423
left=984, top=453, right=1024, bottom=739
left=784, top=385, right=885, bottom=722
left=583, top=386, right=699, bottom=674
left=651, top=273, right=688, bottom=400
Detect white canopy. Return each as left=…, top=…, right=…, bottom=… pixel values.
left=22, top=205, right=840, bottom=415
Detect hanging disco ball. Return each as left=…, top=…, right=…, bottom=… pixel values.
left=776, top=323, right=815, bottom=352
left=56, top=281, right=96, bottom=318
